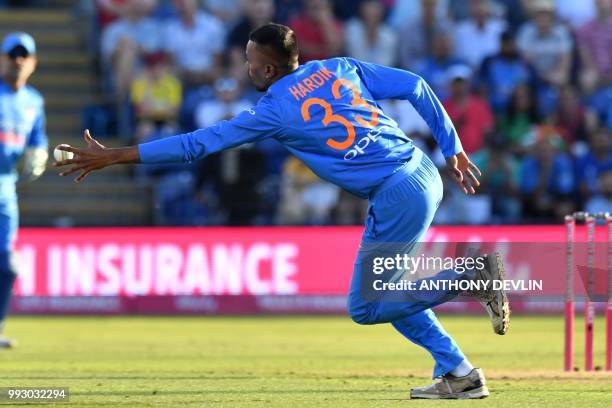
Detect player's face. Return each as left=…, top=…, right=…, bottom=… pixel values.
left=245, top=40, right=276, bottom=92
left=1, top=46, right=37, bottom=85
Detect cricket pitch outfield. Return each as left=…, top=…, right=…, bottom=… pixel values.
left=1, top=315, right=610, bottom=407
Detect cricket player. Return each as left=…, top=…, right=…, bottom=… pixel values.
left=0, top=32, right=48, bottom=348
left=56, top=23, right=509, bottom=399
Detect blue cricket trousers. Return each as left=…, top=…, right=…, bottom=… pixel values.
left=348, top=148, right=468, bottom=378
left=0, top=180, right=18, bottom=328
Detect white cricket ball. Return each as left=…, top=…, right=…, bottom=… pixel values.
left=54, top=144, right=74, bottom=162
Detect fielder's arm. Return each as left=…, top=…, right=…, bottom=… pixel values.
left=347, top=57, right=481, bottom=194
left=55, top=96, right=281, bottom=183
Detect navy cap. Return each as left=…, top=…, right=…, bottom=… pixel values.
left=1, top=32, right=36, bottom=55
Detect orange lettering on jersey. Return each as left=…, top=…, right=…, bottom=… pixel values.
left=289, top=85, right=305, bottom=101
left=310, top=73, right=325, bottom=86
left=318, top=67, right=333, bottom=80
left=303, top=78, right=315, bottom=91
left=286, top=67, right=336, bottom=101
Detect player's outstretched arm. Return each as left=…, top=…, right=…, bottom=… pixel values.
left=446, top=151, right=481, bottom=194
left=55, top=98, right=279, bottom=183
left=54, top=129, right=139, bottom=183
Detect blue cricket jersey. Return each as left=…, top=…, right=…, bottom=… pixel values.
left=139, top=58, right=462, bottom=198
left=0, top=79, right=47, bottom=183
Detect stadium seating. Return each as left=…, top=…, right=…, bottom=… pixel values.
left=1, top=1, right=154, bottom=226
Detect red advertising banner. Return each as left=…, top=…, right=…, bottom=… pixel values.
left=10, top=226, right=610, bottom=315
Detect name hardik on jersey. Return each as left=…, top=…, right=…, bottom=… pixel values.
left=138, top=58, right=463, bottom=198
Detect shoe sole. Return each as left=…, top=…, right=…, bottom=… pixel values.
left=411, top=385, right=490, bottom=399
left=487, top=252, right=510, bottom=335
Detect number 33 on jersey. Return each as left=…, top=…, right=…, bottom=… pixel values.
left=138, top=57, right=463, bottom=199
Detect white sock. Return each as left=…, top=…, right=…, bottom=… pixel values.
left=449, top=359, right=474, bottom=377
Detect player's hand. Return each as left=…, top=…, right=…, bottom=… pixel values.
left=445, top=151, right=481, bottom=194
left=53, top=129, right=113, bottom=183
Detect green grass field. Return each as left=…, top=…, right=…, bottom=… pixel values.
left=0, top=315, right=610, bottom=407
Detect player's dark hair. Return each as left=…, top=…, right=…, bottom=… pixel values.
left=249, top=23, right=299, bottom=70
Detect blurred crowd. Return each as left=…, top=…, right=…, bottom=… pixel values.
left=78, top=0, right=611, bottom=225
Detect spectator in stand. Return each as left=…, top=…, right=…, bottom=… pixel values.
left=191, top=76, right=265, bottom=226
left=130, top=51, right=182, bottom=143
left=585, top=169, right=612, bottom=215
left=435, top=176, right=494, bottom=225
left=163, top=0, right=225, bottom=89
left=202, top=0, right=242, bottom=23
left=199, top=146, right=267, bottom=225
left=470, top=132, right=521, bottom=223
left=333, top=190, right=367, bottom=225
left=388, top=0, right=449, bottom=29
left=555, top=0, right=596, bottom=29
left=477, top=30, right=536, bottom=113
left=97, top=0, right=129, bottom=29
left=496, top=82, right=539, bottom=152
left=606, top=101, right=612, bottom=129
left=332, top=0, right=365, bottom=20
left=442, top=65, right=495, bottom=154
left=494, top=0, right=528, bottom=32
left=101, top=0, right=161, bottom=97
left=226, top=0, right=275, bottom=82
left=413, top=28, right=463, bottom=101
left=550, top=85, right=590, bottom=144
left=447, top=0, right=470, bottom=21
left=376, top=98, right=432, bottom=153
left=453, top=0, right=506, bottom=68
left=576, top=127, right=612, bottom=198
left=277, top=156, right=340, bottom=225
left=80, top=1, right=128, bottom=64
left=397, top=0, right=452, bottom=70
left=447, top=0, right=510, bottom=22
left=577, top=0, right=612, bottom=92
left=516, top=0, right=573, bottom=87
left=449, top=0, right=519, bottom=23
left=345, top=0, right=397, bottom=66
left=288, top=0, right=344, bottom=63
left=585, top=80, right=612, bottom=128
left=520, top=126, right=576, bottom=221
left=274, top=0, right=303, bottom=24
left=194, top=77, right=252, bottom=129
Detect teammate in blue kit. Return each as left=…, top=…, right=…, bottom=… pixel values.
left=0, top=32, right=48, bottom=349
left=56, top=23, right=509, bottom=399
